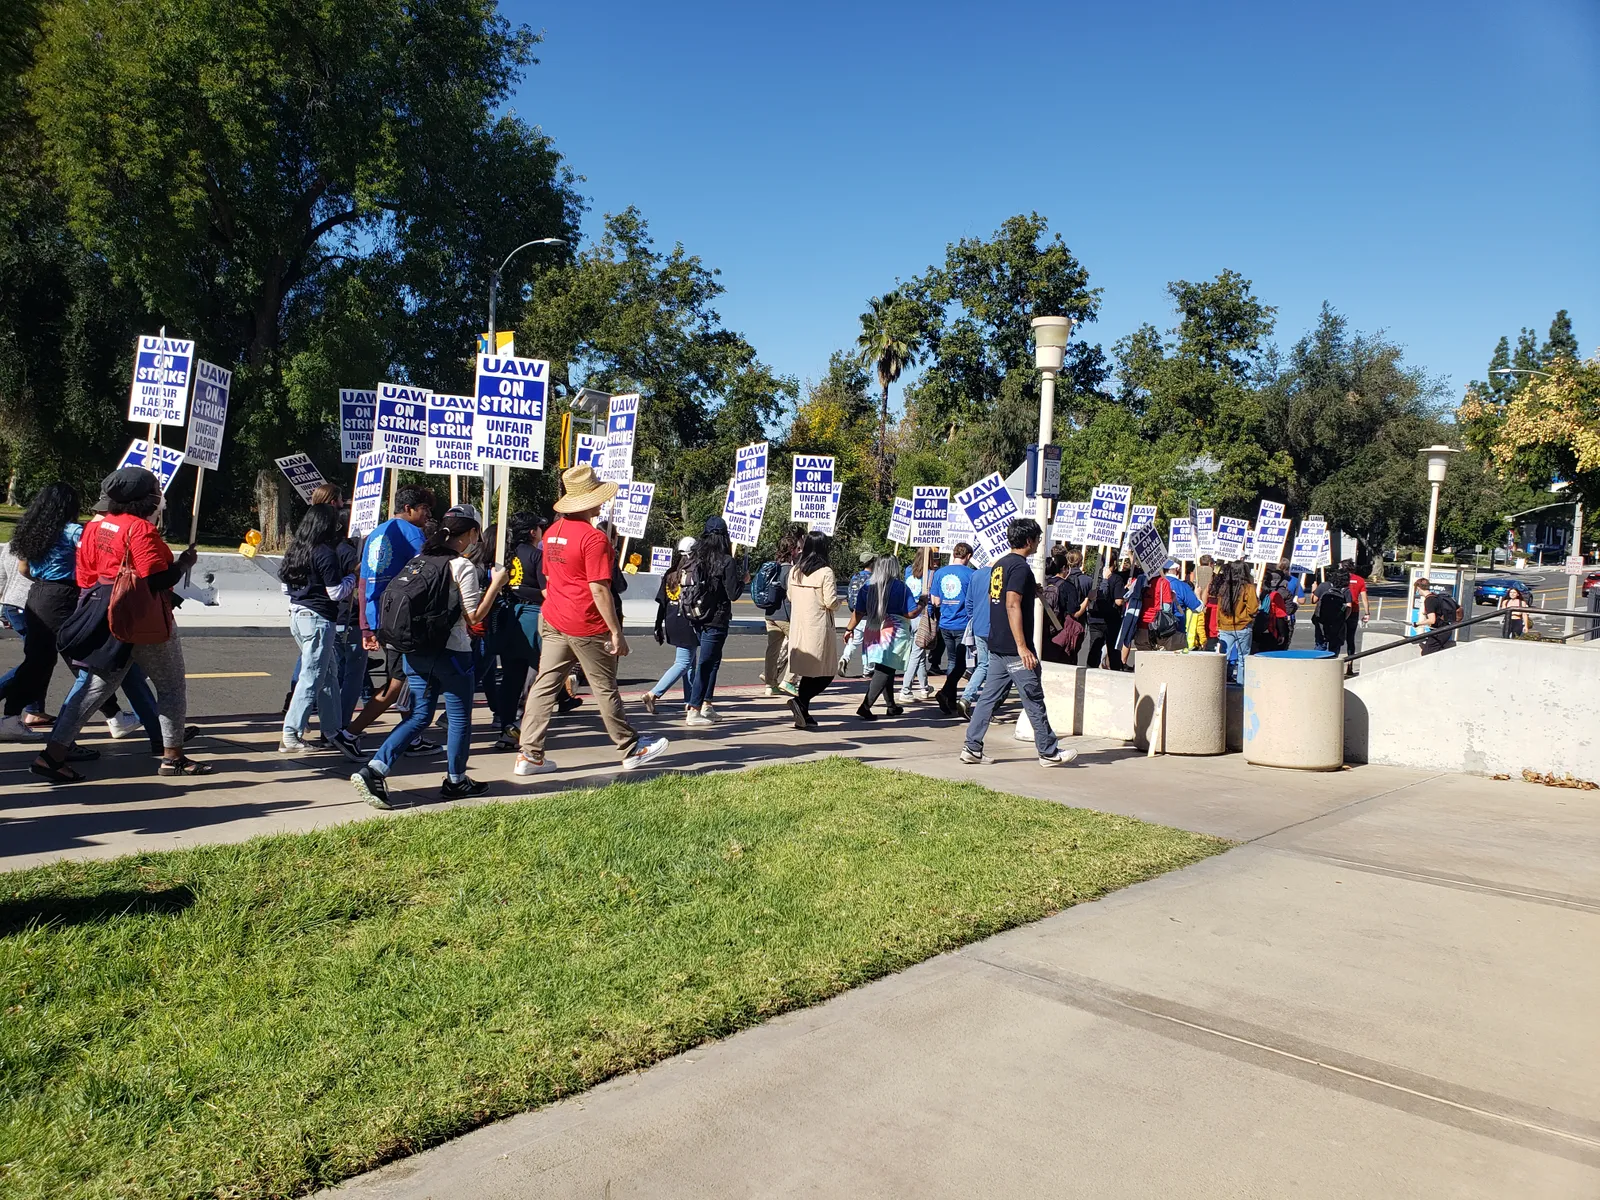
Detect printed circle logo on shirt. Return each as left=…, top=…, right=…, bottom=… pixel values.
left=365, top=537, right=392, bottom=575
left=989, top=565, right=1003, bottom=602
left=940, top=574, right=965, bottom=600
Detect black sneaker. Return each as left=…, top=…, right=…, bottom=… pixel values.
left=556, top=695, right=584, bottom=715
left=959, top=699, right=974, bottom=720
left=330, top=729, right=366, bottom=762
left=440, top=776, right=490, bottom=799
left=351, top=766, right=392, bottom=809
left=403, top=736, right=441, bottom=757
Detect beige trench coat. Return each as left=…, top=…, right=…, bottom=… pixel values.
left=785, top=566, right=841, bottom=677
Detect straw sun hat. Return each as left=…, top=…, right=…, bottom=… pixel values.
left=552, top=463, right=619, bottom=513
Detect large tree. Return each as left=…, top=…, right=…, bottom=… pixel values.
left=25, top=0, right=580, bottom=528
left=522, top=208, right=796, bottom=539
left=854, top=290, right=923, bottom=499
left=899, top=213, right=1106, bottom=485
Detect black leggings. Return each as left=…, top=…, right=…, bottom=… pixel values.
left=862, top=664, right=898, bottom=710
left=1086, top=626, right=1122, bottom=671
left=796, top=675, right=830, bottom=713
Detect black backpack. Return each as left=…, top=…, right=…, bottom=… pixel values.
left=1434, top=593, right=1461, bottom=626
left=1316, top=586, right=1349, bottom=624
left=678, top=562, right=718, bottom=626
left=378, top=554, right=461, bottom=654
left=750, top=560, right=783, bottom=612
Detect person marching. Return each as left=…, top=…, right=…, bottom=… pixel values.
left=929, top=542, right=976, bottom=714
left=783, top=531, right=841, bottom=729
left=279, top=503, right=358, bottom=754
left=32, top=467, right=209, bottom=782
left=959, top=518, right=1077, bottom=768
left=514, top=465, right=669, bottom=776
left=682, top=516, right=745, bottom=727
left=842, top=554, right=924, bottom=720
left=643, top=536, right=698, bottom=714
left=350, top=510, right=508, bottom=807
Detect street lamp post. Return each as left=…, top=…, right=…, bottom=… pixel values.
left=1030, top=316, right=1074, bottom=654
left=1494, top=367, right=1584, bottom=634
left=1418, top=444, right=1458, bottom=583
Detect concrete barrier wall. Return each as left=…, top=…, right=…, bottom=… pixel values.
left=1344, top=638, right=1600, bottom=780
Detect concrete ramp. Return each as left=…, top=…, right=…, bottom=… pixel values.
left=1344, top=638, right=1600, bottom=781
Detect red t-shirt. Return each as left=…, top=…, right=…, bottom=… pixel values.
left=76, top=514, right=172, bottom=586
left=1139, top=575, right=1172, bottom=625
left=539, top=517, right=615, bottom=638
left=1347, top=574, right=1368, bottom=606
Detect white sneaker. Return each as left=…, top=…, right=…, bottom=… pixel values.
left=106, top=711, right=142, bottom=739
left=959, top=748, right=995, bottom=765
left=514, top=751, right=554, bottom=776
left=622, top=737, right=670, bottom=770
left=641, top=692, right=657, bottom=715
left=0, top=714, right=45, bottom=742
left=685, top=710, right=713, bottom=727
left=915, top=690, right=935, bottom=702
left=1038, top=748, right=1079, bottom=767
left=699, top=704, right=722, bottom=723
left=279, top=732, right=310, bottom=753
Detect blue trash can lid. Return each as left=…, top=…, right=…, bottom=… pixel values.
left=1257, top=649, right=1338, bottom=659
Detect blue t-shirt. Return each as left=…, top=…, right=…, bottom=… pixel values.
left=930, top=562, right=975, bottom=629
left=966, top=564, right=991, bottom=639
left=854, top=578, right=915, bottom=621
left=29, top=523, right=83, bottom=582
left=1167, top=574, right=1202, bottom=614
left=361, top=517, right=427, bottom=629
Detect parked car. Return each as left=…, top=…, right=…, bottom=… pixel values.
left=1583, top=571, right=1600, bottom=597
left=1474, top=577, right=1527, bottom=606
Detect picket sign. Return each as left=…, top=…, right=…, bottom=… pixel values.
left=471, top=352, right=551, bottom=564
left=183, top=359, right=231, bottom=545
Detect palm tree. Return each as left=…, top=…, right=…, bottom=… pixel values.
left=856, top=291, right=921, bottom=500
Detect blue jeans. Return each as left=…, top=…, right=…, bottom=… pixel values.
left=0, top=604, right=36, bottom=711
left=61, top=664, right=162, bottom=750
left=336, top=624, right=367, bottom=727
left=964, top=653, right=1060, bottom=758
left=650, top=645, right=697, bottom=704
left=285, top=608, right=341, bottom=739
left=961, top=635, right=991, bottom=704
left=688, top=626, right=728, bottom=709
left=373, top=651, right=473, bottom=778
left=900, top=641, right=930, bottom=695
left=1218, top=628, right=1253, bottom=683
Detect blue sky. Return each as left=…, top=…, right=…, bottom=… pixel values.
left=506, top=0, right=1597, bottom=411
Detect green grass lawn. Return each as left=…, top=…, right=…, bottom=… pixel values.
left=0, top=759, right=1228, bottom=1199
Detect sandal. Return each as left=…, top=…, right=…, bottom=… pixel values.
left=30, top=755, right=84, bottom=784
left=63, top=744, right=101, bottom=762
left=158, top=756, right=214, bottom=776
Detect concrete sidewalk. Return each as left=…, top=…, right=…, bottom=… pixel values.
left=4, top=686, right=1597, bottom=1197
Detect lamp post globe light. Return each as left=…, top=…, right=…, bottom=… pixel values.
left=1417, top=444, right=1458, bottom=583
left=1030, top=316, right=1074, bottom=653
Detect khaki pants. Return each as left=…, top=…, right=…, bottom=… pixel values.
left=763, top=619, right=790, bottom=686
left=520, top=618, right=638, bottom=758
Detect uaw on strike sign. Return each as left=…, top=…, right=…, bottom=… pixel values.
left=472, top=354, right=549, bottom=470
left=128, top=335, right=194, bottom=426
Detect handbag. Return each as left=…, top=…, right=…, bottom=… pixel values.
left=108, top=540, right=174, bottom=645
left=913, top=603, right=937, bottom=650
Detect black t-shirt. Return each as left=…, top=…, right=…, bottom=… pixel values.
left=287, top=543, right=346, bottom=621
left=507, top=542, right=544, bottom=605
left=335, top=540, right=358, bottom=624
left=986, top=553, right=1036, bottom=656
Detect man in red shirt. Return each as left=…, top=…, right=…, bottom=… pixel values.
left=1341, top=558, right=1370, bottom=654
left=516, top=465, right=669, bottom=777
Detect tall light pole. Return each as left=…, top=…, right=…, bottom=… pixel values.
left=483, top=237, right=566, bottom=540
left=1031, top=316, right=1074, bottom=653
left=1418, top=444, right=1458, bottom=583
left=1495, top=366, right=1583, bottom=634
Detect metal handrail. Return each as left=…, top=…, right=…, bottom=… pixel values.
left=1346, top=605, right=1600, bottom=663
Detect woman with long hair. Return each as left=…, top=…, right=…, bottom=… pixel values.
left=279, top=503, right=357, bottom=754
left=842, top=554, right=925, bottom=719
left=1, top=483, right=83, bottom=737
left=350, top=512, right=508, bottom=808
left=898, top=548, right=934, bottom=702
left=32, top=468, right=207, bottom=782
left=784, top=531, right=841, bottom=729
left=1214, top=560, right=1258, bottom=681
left=683, top=516, right=745, bottom=726
left=643, top=537, right=698, bottom=714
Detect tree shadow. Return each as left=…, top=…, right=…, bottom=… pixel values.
left=0, top=883, right=196, bottom=937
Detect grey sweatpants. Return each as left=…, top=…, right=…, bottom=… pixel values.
left=52, top=637, right=188, bottom=749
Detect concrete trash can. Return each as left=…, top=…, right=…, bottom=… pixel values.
left=1242, top=650, right=1344, bottom=770
left=1134, top=651, right=1227, bottom=754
